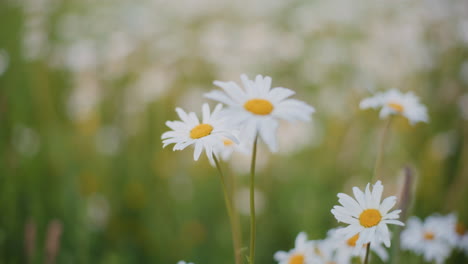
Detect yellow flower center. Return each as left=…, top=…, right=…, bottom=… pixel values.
left=244, top=98, right=274, bottom=115
left=223, top=139, right=234, bottom=146
left=359, top=209, right=382, bottom=228
left=423, top=231, right=435, bottom=240
left=456, top=222, right=466, bottom=235
left=288, top=254, right=304, bottom=264
left=347, top=233, right=360, bottom=247
left=190, top=124, right=213, bottom=139
left=388, top=102, right=404, bottom=113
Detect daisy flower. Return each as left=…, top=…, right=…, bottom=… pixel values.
left=401, top=216, right=455, bottom=264
left=331, top=181, right=404, bottom=249
left=162, top=103, right=237, bottom=164
left=324, top=228, right=388, bottom=264
left=440, top=213, right=468, bottom=255
left=214, top=131, right=251, bottom=161
left=177, top=261, right=194, bottom=264
left=274, top=232, right=319, bottom=264
left=359, top=89, right=428, bottom=125
left=205, top=74, right=315, bottom=152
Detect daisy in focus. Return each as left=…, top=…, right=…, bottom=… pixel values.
left=274, top=232, right=319, bottom=264
left=205, top=74, right=315, bottom=152
left=400, top=215, right=457, bottom=264
left=359, top=89, right=428, bottom=125
left=162, top=103, right=237, bottom=164
left=331, top=181, right=404, bottom=249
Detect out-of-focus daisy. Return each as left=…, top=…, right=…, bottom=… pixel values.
left=214, top=131, right=251, bottom=161
left=331, top=181, right=404, bottom=249
left=324, top=228, right=388, bottom=264
left=444, top=213, right=468, bottom=255
left=401, top=216, right=455, bottom=264
left=274, top=232, right=318, bottom=264
left=359, top=89, right=428, bottom=125
left=177, top=261, right=194, bottom=264
left=162, top=103, right=237, bottom=164
left=205, top=74, right=315, bottom=152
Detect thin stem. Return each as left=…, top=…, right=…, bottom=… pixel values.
left=363, top=243, right=371, bottom=264
left=249, top=135, right=259, bottom=264
left=371, top=117, right=393, bottom=182
left=228, top=169, right=243, bottom=264
left=213, top=154, right=242, bottom=264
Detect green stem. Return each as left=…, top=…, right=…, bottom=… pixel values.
left=371, top=117, right=393, bottom=182
left=213, top=154, right=242, bottom=264
left=363, top=243, right=371, bottom=264
left=249, top=135, right=259, bottom=264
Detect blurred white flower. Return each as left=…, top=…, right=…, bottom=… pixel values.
left=277, top=121, right=319, bottom=155
left=443, top=213, right=468, bottom=255
left=86, top=194, right=110, bottom=229
left=331, top=181, right=404, bottom=249
left=12, top=125, right=41, bottom=157
left=228, top=146, right=270, bottom=175
left=66, top=74, right=101, bottom=122
left=234, top=187, right=266, bottom=216
left=360, top=89, right=429, bottom=125
left=205, top=74, right=315, bottom=152
left=95, top=126, right=121, bottom=156
left=162, top=103, right=237, bottom=165
left=274, top=232, right=318, bottom=264
left=214, top=131, right=251, bottom=161
left=323, top=228, right=388, bottom=264
left=430, top=131, right=457, bottom=160
left=177, top=261, right=194, bottom=264
left=401, top=215, right=456, bottom=264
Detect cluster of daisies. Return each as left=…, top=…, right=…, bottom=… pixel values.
left=276, top=181, right=404, bottom=264
left=276, top=183, right=468, bottom=264
left=401, top=213, right=468, bottom=264
left=162, top=74, right=316, bottom=164
left=162, top=73, right=437, bottom=264
left=162, top=74, right=428, bottom=165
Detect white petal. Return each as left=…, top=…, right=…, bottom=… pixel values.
left=353, top=187, right=367, bottom=208
left=176, top=107, right=190, bottom=123
left=213, top=80, right=247, bottom=103
left=376, top=224, right=391, bottom=247
left=202, top=103, right=210, bottom=123
left=193, top=141, right=203, bottom=161
left=371, top=181, right=383, bottom=208
left=379, top=196, right=397, bottom=215
left=259, top=118, right=279, bottom=152
left=268, top=87, right=296, bottom=103
left=205, top=90, right=237, bottom=106
left=381, top=219, right=404, bottom=226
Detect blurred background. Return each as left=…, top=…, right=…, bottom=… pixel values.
left=1, top=0, right=468, bottom=263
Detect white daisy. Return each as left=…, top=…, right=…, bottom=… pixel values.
left=205, top=74, right=315, bottom=152
left=214, top=131, right=251, bottom=161
left=177, top=261, right=194, bottom=264
left=274, top=232, right=319, bottom=264
left=439, top=213, right=468, bottom=254
left=359, top=89, right=429, bottom=125
left=161, top=103, right=237, bottom=164
left=331, top=181, right=404, bottom=249
left=324, top=228, right=388, bottom=264
left=401, top=216, right=455, bottom=264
